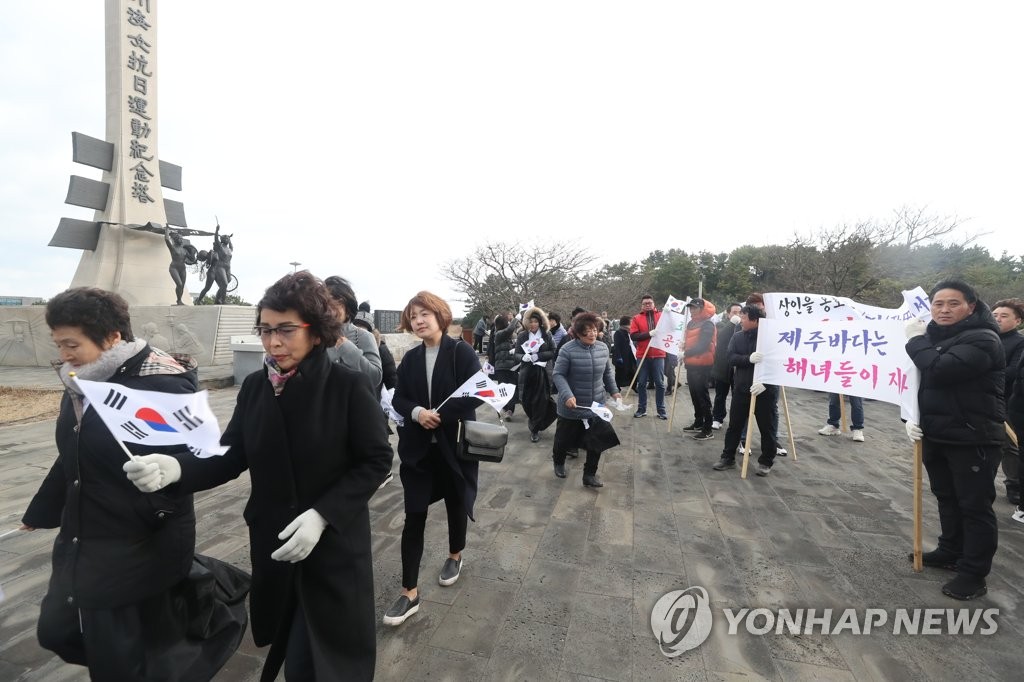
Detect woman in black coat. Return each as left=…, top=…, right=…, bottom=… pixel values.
left=23, top=288, right=244, bottom=681
left=489, top=311, right=522, bottom=418
left=383, top=291, right=482, bottom=626
left=126, top=272, right=394, bottom=681
left=514, top=306, right=558, bottom=442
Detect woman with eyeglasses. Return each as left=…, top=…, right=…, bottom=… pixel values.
left=125, top=272, right=393, bottom=680
left=382, top=291, right=482, bottom=626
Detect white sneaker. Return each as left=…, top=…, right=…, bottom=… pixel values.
left=377, top=472, right=395, bottom=490
left=776, top=447, right=788, bottom=457
left=818, top=424, right=841, bottom=436
left=850, top=429, right=865, bottom=442
left=711, top=421, right=723, bottom=430
left=1012, top=506, right=1024, bottom=524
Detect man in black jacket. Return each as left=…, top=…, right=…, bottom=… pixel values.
left=905, top=280, right=1005, bottom=600
left=711, top=303, right=742, bottom=429
left=711, top=305, right=778, bottom=474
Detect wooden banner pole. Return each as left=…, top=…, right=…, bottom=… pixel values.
left=913, top=440, right=923, bottom=572
left=780, top=386, right=797, bottom=462
left=741, top=393, right=757, bottom=479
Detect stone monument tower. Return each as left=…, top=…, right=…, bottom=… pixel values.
left=48, top=0, right=190, bottom=306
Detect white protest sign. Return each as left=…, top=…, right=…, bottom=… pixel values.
left=753, top=318, right=920, bottom=423
left=763, top=287, right=931, bottom=322
left=649, top=295, right=690, bottom=355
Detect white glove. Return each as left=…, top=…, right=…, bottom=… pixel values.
left=123, top=454, right=181, bottom=492
left=750, top=382, right=766, bottom=396
left=522, top=354, right=533, bottom=363
left=531, top=353, right=539, bottom=363
left=271, top=509, right=328, bottom=563
left=906, top=422, right=923, bottom=442
left=905, top=319, right=927, bottom=339
left=749, top=351, right=764, bottom=364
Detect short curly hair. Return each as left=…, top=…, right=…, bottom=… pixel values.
left=398, top=291, right=452, bottom=332
left=46, top=288, right=134, bottom=346
left=572, top=311, right=600, bottom=337
left=257, top=272, right=342, bottom=347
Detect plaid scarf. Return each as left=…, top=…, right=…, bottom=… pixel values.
left=265, top=355, right=297, bottom=396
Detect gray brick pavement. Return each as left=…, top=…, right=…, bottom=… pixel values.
left=2, top=385, right=1024, bottom=680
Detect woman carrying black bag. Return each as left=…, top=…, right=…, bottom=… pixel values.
left=551, top=312, right=622, bottom=488
left=384, top=291, right=482, bottom=627
left=514, top=306, right=558, bottom=443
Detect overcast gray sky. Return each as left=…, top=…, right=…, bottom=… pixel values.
left=2, top=1, right=1022, bottom=316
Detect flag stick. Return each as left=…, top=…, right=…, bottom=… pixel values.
left=780, top=387, right=797, bottom=462
left=913, top=440, right=923, bottom=572
left=668, top=365, right=681, bottom=432
left=622, top=342, right=651, bottom=404
left=741, top=393, right=757, bottom=479
left=1007, top=422, right=1019, bottom=447
left=0, top=528, right=23, bottom=540
left=839, top=393, right=848, bottom=432
left=70, top=374, right=136, bottom=462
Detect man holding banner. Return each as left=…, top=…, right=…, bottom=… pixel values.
left=905, top=280, right=1006, bottom=600
left=712, top=305, right=779, bottom=474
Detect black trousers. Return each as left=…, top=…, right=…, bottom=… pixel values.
left=686, top=365, right=713, bottom=430
left=401, top=498, right=468, bottom=589
left=721, top=390, right=778, bottom=467
left=922, top=440, right=1001, bottom=578
left=552, top=417, right=604, bottom=475
left=473, top=334, right=484, bottom=352
left=712, top=378, right=731, bottom=423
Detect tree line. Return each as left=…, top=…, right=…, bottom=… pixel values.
left=443, top=206, right=1024, bottom=324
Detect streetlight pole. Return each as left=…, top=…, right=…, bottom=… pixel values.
left=289, top=261, right=301, bottom=273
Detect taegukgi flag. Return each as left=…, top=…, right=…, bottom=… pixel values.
left=518, top=300, right=535, bottom=318
left=447, top=370, right=517, bottom=412
left=73, top=377, right=228, bottom=458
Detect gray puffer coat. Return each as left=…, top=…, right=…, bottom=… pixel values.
left=552, top=338, right=618, bottom=420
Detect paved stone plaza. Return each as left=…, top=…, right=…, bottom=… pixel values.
left=2, top=374, right=1024, bottom=681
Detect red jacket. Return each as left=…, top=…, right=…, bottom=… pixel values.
left=629, top=310, right=666, bottom=359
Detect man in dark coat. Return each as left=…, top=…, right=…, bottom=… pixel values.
left=489, top=312, right=522, bottom=419
left=711, top=303, right=742, bottom=429
left=991, top=298, right=1024, bottom=504
left=711, top=305, right=778, bottom=474
left=905, top=279, right=1005, bottom=600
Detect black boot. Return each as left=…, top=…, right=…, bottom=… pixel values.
left=582, top=473, right=604, bottom=488
left=553, top=463, right=567, bottom=479
left=907, top=549, right=959, bottom=571
left=530, top=431, right=540, bottom=443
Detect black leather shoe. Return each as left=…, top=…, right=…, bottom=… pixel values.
left=553, top=463, right=567, bottom=478
left=582, top=474, right=604, bottom=488
left=682, top=422, right=701, bottom=431
left=530, top=431, right=540, bottom=443
left=712, top=458, right=736, bottom=471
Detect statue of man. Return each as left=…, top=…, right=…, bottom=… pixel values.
left=194, top=224, right=234, bottom=305
left=164, top=225, right=190, bottom=305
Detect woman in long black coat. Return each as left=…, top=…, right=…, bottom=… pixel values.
left=126, top=272, right=393, bottom=681
left=23, top=287, right=245, bottom=681
left=514, top=305, right=558, bottom=442
left=383, top=291, right=482, bottom=626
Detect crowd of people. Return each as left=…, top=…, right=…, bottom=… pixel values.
left=18, top=275, right=1024, bottom=679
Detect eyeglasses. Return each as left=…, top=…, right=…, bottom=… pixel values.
left=253, top=323, right=310, bottom=340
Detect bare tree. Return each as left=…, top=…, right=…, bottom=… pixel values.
left=441, top=242, right=596, bottom=316
left=878, top=205, right=982, bottom=248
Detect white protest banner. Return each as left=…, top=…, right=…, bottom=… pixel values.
left=649, top=295, right=689, bottom=356
left=74, top=377, right=228, bottom=458
left=763, top=287, right=931, bottom=322
left=752, top=318, right=920, bottom=422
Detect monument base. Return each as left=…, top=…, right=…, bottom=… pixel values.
left=0, top=305, right=256, bottom=368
